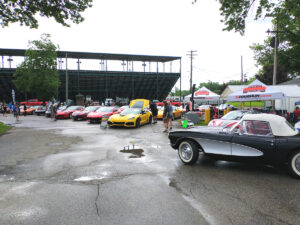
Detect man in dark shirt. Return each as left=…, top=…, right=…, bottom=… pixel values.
left=149, top=100, right=158, bottom=124
left=23, top=104, right=27, bottom=116
left=163, top=101, right=169, bottom=132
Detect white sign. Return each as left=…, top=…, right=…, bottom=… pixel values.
left=12, top=89, right=15, bottom=103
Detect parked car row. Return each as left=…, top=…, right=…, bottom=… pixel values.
left=30, top=99, right=155, bottom=129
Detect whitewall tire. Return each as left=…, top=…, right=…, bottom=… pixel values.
left=178, top=140, right=199, bottom=165
left=289, top=150, right=300, bottom=178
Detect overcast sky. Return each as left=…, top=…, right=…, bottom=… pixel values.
left=0, top=0, right=272, bottom=90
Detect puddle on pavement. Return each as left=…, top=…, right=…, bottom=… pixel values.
left=0, top=174, right=15, bottom=182
left=120, top=149, right=145, bottom=158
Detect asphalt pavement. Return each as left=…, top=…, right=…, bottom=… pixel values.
left=0, top=114, right=299, bottom=225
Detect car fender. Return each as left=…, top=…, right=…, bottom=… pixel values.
left=173, top=137, right=202, bottom=151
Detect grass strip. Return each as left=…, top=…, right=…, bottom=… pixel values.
left=0, top=122, right=11, bottom=135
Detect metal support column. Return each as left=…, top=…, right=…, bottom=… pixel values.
left=156, top=62, right=159, bottom=100
left=65, top=53, right=68, bottom=102
left=180, top=58, right=182, bottom=101
left=77, top=58, right=81, bottom=94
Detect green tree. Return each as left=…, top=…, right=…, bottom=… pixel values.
left=14, top=34, right=60, bottom=101
left=192, top=1, right=300, bottom=35
left=0, top=0, right=92, bottom=28
left=249, top=1, right=300, bottom=82
left=172, top=87, right=190, bottom=98
left=198, top=81, right=222, bottom=94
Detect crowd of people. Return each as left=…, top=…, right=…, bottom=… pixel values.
left=0, top=102, right=21, bottom=121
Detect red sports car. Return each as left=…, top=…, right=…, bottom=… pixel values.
left=56, top=106, right=85, bottom=119
left=208, top=110, right=260, bottom=128
left=72, top=106, right=100, bottom=121
left=87, top=106, right=120, bottom=123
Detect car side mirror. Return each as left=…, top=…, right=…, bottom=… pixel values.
left=141, top=110, right=145, bottom=114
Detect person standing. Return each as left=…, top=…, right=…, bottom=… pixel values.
left=168, top=101, right=173, bottom=130
left=2, top=103, right=7, bottom=117
left=50, top=101, right=55, bottom=120
left=23, top=104, right=27, bottom=116
left=294, top=106, right=300, bottom=123
left=163, top=101, right=169, bottom=132
left=14, top=103, right=20, bottom=121
left=53, top=103, right=57, bottom=121
left=150, top=100, right=158, bottom=124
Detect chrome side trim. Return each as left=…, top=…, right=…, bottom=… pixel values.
left=231, top=143, right=263, bottom=157
left=194, top=138, right=231, bottom=155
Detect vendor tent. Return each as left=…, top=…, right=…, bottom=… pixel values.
left=184, top=86, right=220, bottom=104
left=227, top=79, right=285, bottom=102
left=274, top=85, right=300, bottom=112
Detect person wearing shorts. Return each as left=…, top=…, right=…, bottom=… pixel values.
left=150, top=100, right=158, bottom=124
left=163, top=101, right=169, bottom=132
left=168, top=101, right=173, bottom=130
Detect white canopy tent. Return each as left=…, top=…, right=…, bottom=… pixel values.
left=227, top=79, right=285, bottom=102
left=184, top=86, right=220, bottom=105
left=274, top=85, right=300, bottom=112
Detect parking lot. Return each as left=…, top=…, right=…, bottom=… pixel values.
left=0, top=115, right=300, bottom=225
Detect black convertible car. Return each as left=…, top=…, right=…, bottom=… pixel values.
left=169, top=114, right=300, bottom=178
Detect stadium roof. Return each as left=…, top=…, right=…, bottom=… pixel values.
left=0, top=48, right=181, bottom=63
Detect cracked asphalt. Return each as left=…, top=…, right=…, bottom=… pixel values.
left=0, top=115, right=300, bottom=225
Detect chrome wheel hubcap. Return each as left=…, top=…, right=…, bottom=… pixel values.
left=181, top=143, right=192, bottom=160
left=295, top=156, right=300, bottom=172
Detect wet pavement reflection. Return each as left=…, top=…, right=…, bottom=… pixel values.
left=0, top=115, right=299, bottom=225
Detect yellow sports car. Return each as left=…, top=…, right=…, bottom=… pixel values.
left=129, top=99, right=149, bottom=108
left=157, top=106, right=182, bottom=120
left=108, top=99, right=152, bottom=128
left=108, top=107, right=152, bottom=128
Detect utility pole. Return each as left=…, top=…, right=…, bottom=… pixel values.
left=273, top=22, right=278, bottom=86
left=186, top=50, right=197, bottom=92
left=266, top=18, right=282, bottom=110
left=266, top=18, right=282, bottom=86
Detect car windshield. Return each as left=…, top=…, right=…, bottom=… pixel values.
left=67, top=106, right=80, bottom=111
left=131, top=101, right=144, bottom=108
left=121, top=105, right=129, bottom=109
left=97, top=107, right=112, bottom=112
left=120, top=108, right=141, bottom=115
left=222, top=111, right=246, bottom=120
left=84, top=106, right=99, bottom=112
